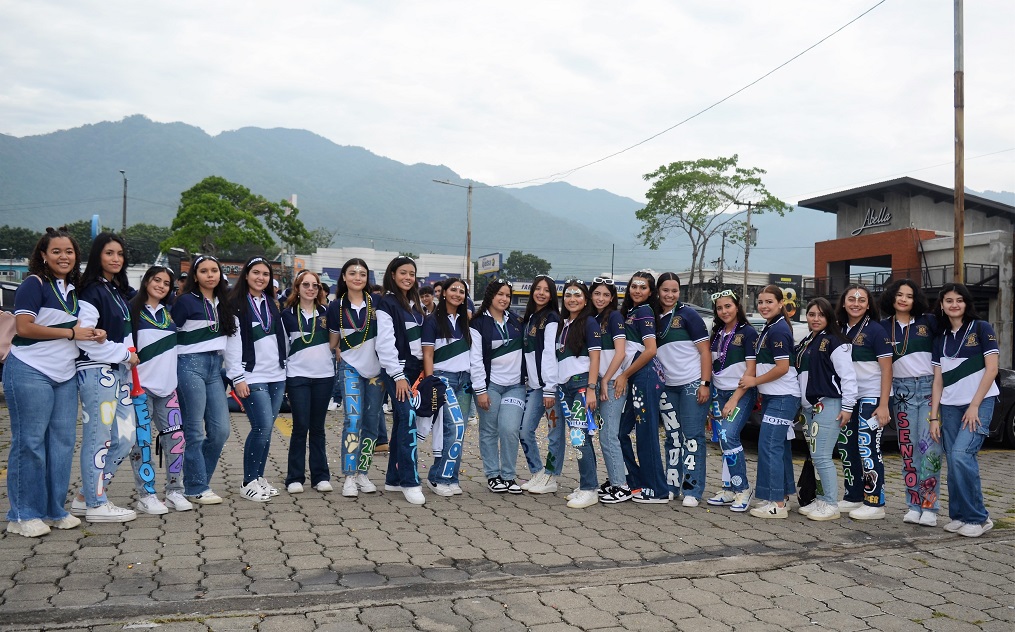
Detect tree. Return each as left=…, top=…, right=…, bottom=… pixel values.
left=501, top=250, right=552, bottom=281
left=63, top=219, right=98, bottom=255
left=161, top=176, right=311, bottom=257
left=637, top=155, right=790, bottom=304
left=0, top=225, right=43, bottom=260
left=306, top=227, right=337, bottom=251
left=122, top=223, right=173, bottom=265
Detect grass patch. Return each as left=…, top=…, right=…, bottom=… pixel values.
left=932, top=611, right=952, bottom=619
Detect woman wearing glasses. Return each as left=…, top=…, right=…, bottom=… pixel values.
left=172, top=255, right=236, bottom=505
left=327, top=258, right=385, bottom=498
left=703, top=289, right=759, bottom=513
left=281, top=270, right=335, bottom=495
left=520, top=275, right=565, bottom=494
left=555, top=280, right=602, bottom=509
left=224, top=257, right=288, bottom=503
left=617, top=271, right=668, bottom=504
left=589, top=277, right=629, bottom=504
left=375, top=255, right=428, bottom=505
left=470, top=279, right=526, bottom=494
left=654, top=273, right=711, bottom=507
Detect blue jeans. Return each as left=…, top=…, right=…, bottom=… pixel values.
left=239, top=381, right=285, bottom=485
left=559, top=374, right=599, bottom=491
left=78, top=364, right=136, bottom=507
left=130, top=389, right=186, bottom=495
left=802, top=398, right=842, bottom=505
left=619, top=363, right=667, bottom=498
left=382, top=357, right=422, bottom=488
left=940, top=398, right=995, bottom=525
left=755, top=394, right=800, bottom=502
left=477, top=382, right=526, bottom=480
left=519, top=387, right=566, bottom=476
left=837, top=397, right=885, bottom=507
left=338, top=363, right=385, bottom=476
left=428, top=370, right=471, bottom=485
left=177, top=351, right=231, bottom=496
left=596, top=380, right=626, bottom=486
left=714, top=388, right=756, bottom=493
left=3, top=354, right=78, bottom=522
left=286, top=376, right=333, bottom=486
left=892, top=375, right=941, bottom=513
left=661, top=380, right=709, bottom=499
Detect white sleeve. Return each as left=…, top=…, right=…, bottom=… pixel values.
left=541, top=321, right=559, bottom=397
left=76, top=300, right=131, bottom=364
left=469, top=328, right=487, bottom=395
left=831, top=344, right=858, bottom=413
left=375, top=309, right=403, bottom=381
left=224, top=317, right=246, bottom=385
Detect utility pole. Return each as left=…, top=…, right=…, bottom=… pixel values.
left=119, top=170, right=128, bottom=232
left=953, top=0, right=965, bottom=282
left=738, top=201, right=755, bottom=305
left=718, top=231, right=727, bottom=288
left=433, top=179, right=474, bottom=290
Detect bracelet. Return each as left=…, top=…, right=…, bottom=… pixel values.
left=928, top=418, right=940, bottom=422
left=69, top=328, right=75, bottom=340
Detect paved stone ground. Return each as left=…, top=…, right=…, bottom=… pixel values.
left=1, top=401, right=1012, bottom=631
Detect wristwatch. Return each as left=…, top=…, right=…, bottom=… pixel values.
left=700, top=380, right=711, bottom=387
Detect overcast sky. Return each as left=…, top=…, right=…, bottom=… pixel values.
left=2, top=0, right=1012, bottom=205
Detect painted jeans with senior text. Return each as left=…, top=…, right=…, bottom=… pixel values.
left=891, top=375, right=941, bottom=513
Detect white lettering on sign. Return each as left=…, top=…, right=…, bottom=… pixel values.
left=851, top=207, right=892, bottom=236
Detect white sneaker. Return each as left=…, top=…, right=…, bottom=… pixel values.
left=566, top=489, right=599, bottom=509
left=944, top=519, right=965, bottom=533
left=838, top=500, right=863, bottom=511
left=287, top=482, right=305, bottom=494
left=136, top=494, right=169, bottom=515
left=749, top=502, right=788, bottom=519
left=798, top=500, right=820, bottom=516
left=806, top=500, right=841, bottom=521
left=240, top=481, right=270, bottom=503
left=427, top=481, right=455, bottom=497
left=45, top=515, right=81, bottom=530
left=6, top=519, right=51, bottom=538
left=903, top=509, right=922, bottom=524
left=70, top=497, right=87, bottom=516
left=383, top=484, right=403, bottom=492
left=918, top=511, right=938, bottom=527
left=382, top=403, right=391, bottom=414
left=682, top=496, right=700, bottom=508
left=730, top=489, right=753, bottom=513
left=188, top=490, right=223, bottom=505
left=86, top=502, right=138, bottom=523
left=327, top=401, right=339, bottom=411
left=849, top=505, right=886, bottom=520
left=355, top=473, right=377, bottom=493
left=315, top=481, right=334, bottom=493
left=706, top=489, right=736, bottom=506
left=520, top=472, right=544, bottom=491
left=343, top=477, right=359, bottom=497
left=957, top=518, right=993, bottom=538
left=402, top=486, right=425, bottom=505
left=257, top=477, right=279, bottom=497
left=164, top=491, right=193, bottom=512
left=528, top=474, right=558, bottom=494
left=565, top=487, right=581, bottom=501
left=449, top=483, right=463, bottom=495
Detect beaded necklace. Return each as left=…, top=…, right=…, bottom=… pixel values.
left=103, top=282, right=130, bottom=322
left=659, top=303, right=681, bottom=339
left=794, top=330, right=819, bottom=370
left=339, top=293, right=372, bottom=350
left=198, top=293, right=220, bottom=333
left=713, top=322, right=741, bottom=374
left=890, top=315, right=911, bottom=358
left=297, top=304, right=317, bottom=344
left=557, top=318, right=573, bottom=353
left=943, top=320, right=974, bottom=360
left=140, top=303, right=171, bottom=329
left=49, top=278, right=78, bottom=314
left=844, top=315, right=869, bottom=344
left=248, top=293, right=271, bottom=332
left=493, top=312, right=510, bottom=343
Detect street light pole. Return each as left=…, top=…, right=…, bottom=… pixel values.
left=119, top=170, right=128, bottom=233
left=432, top=179, right=474, bottom=289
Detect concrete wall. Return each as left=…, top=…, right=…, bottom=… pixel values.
left=835, top=192, right=1011, bottom=238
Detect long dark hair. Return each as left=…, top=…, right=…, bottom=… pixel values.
left=835, top=283, right=880, bottom=327
left=804, top=297, right=846, bottom=343
left=129, top=265, right=176, bottom=341
left=478, top=279, right=513, bottom=317
left=620, top=270, right=658, bottom=318
left=935, top=282, right=981, bottom=327
left=590, top=278, right=618, bottom=324
left=28, top=226, right=81, bottom=286
left=382, top=255, right=421, bottom=314
left=80, top=232, right=130, bottom=292
left=181, top=254, right=236, bottom=336
left=559, top=280, right=595, bottom=356
left=228, top=256, right=277, bottom=318
left=709, top=290, right=749, bottom=342
left=758, top=284, right=792, bottom=325
left=522, top=275, right=559, bottom=324
left=879, top=279, right=929, bottom=320
left=433, top=277, right=471, bottom=344
left=335, top=258, right=371, bottom=302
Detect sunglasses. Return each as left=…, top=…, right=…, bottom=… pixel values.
left=711, top=289, right=737, bottom=302
left=592, top=277, right=615, bottom=286
left=300, top=282, right=320, bottom=289
left=564, top=278, right=586, bottom=286
left=494, top=278, right=514, bottom=287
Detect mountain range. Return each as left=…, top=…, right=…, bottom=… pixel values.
left=4, top=115, right=1006, bottom=277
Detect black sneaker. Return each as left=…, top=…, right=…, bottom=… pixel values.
left=631, top=489, right=669, bottom=504
left=503, top=479, right=523, bottom=494
left=597, top=480, right=612, bottom=498
left=600, top=485, right=632, bottom=504
left=487, top=477, right=509, bottom=493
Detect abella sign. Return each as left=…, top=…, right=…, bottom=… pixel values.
left=851, top=207, right=892, bottom=236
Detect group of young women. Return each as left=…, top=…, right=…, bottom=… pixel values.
left=3, top=229, right=1000, bottom=541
